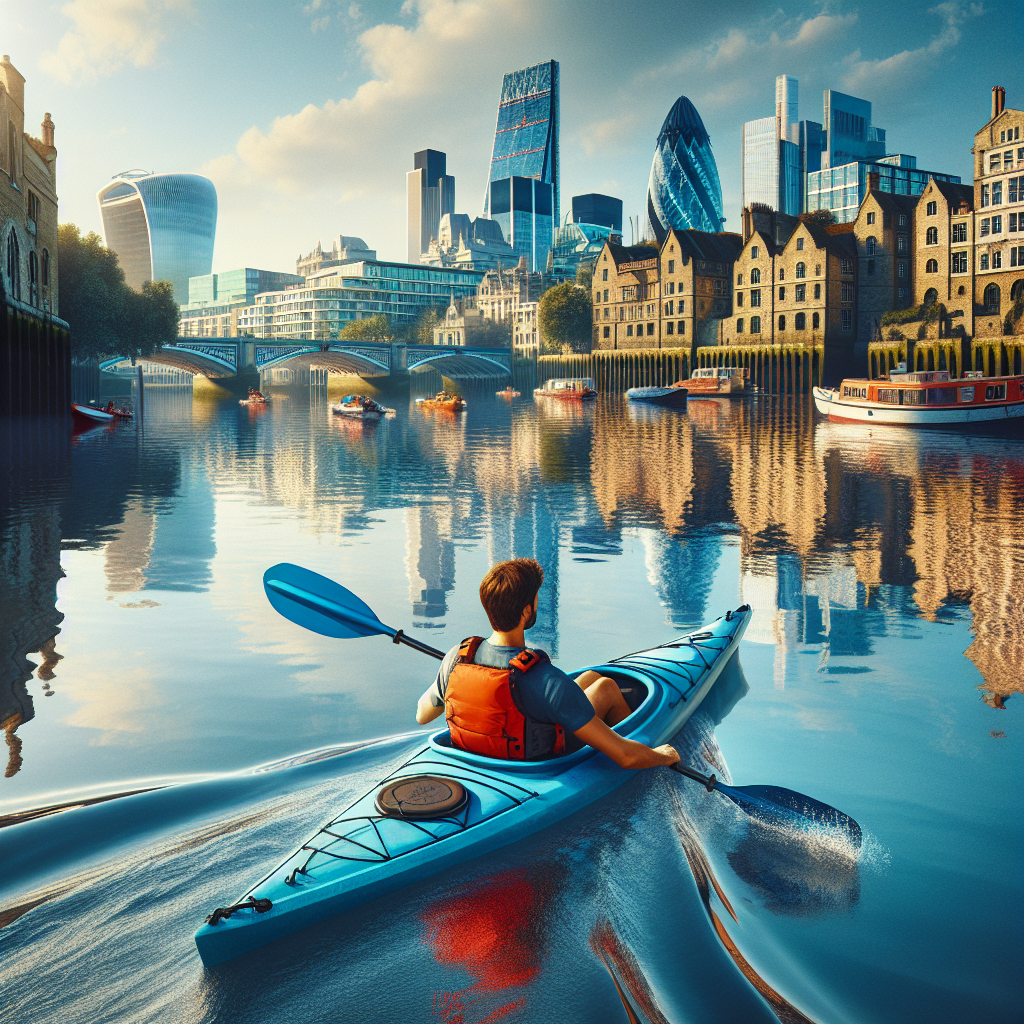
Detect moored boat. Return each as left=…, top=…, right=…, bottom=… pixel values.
left=330, top=395, right=394, bottom=418
left=193, top=605, right=751, bottom=966
left=496, top=387, right=521, bottom=398
left=239, top=397, right=271, bottom=406
left=626, top=385, right=689, bottom=408
left=416, top=391, right=466, bottom=412
left=812, top=368, right=1024, bottom=428
left=70, top=403, right=116, bottom=428
left=677, top=366, right=752, bottom=399
left=533, top=377, right=597, bottom=400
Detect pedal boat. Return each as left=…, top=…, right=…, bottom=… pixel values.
left=194, top=606, right=751, bottom=966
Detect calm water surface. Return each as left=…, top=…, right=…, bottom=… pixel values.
left=1, top=386, right=1021, bottom=1024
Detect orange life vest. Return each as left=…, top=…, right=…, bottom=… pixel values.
left=444, top=637, right=566, bottom=761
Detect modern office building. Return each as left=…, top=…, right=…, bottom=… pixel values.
left=805, top=154, right=961, bottom=224
left=97, top=170, right=217, bottom=302
left=646, top=96, right=725, bottom=244
left=179, top=268, right=304, bottom=337
left=236, top=259, right=483, bottom=341
left=407, top=150, right=455, bottom=263
left=572, top=194, right=622, bottom=232
left=484, top=60, right=559, bottom=271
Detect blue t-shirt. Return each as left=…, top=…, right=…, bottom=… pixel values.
left=429, top=640, right=596, bottom=733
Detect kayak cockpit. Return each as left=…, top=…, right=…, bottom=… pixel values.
left=428, top=668, right=652, bottom=773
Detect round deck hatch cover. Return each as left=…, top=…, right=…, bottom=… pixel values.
left=374, top=775, right=469, bottom=820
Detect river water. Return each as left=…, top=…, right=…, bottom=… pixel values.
left=1, top=386, right=1021, bottom=1024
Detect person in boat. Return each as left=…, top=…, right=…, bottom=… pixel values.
left=248, top=387, right=267, bottom=402
left=105, top=400, right=116, bottom=413
left=416, top=558, right=680, bottom=769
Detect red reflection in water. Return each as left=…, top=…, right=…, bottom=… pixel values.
left=422, top=869, right=544, bottom=1023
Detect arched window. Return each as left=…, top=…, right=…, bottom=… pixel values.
left=923, top=288, right=939, bottom=307
left=926, top=226, right=938, bottom=245
left=984, top=283, right=1001, bottom=312
left=41, top=249, right=49, bottom=288
left=29, top=251, right=38, bottom=306
left=795, top=312, right=806, bottom=330
left=957, top=285, right=965, bottom=296
left=5, top=230, right=20, bottom=301
left=812, top=312, right=820, bottom=329
left=750, top=268, right=761, bottom=284
left=737, top=273, right=743, bottom=285
left=814, top=264, right=821, bottom=276
left=778, top=315, right=786, bottom=331
left=866, top=235, right=877, bottom=255
left=795, top=262, right=806, bottom=279
left=751, top=316, right=761, bottom=334
left=926, top=258, right=938, bottom=273
left=1011, top=280, right=1024, bottom=303
left=736, top=318, right=744, bottom=333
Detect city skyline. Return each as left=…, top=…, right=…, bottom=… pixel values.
left=1, top=0, right=1008, bottom=274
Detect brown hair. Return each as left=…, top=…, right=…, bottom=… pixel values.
left=479, top=559, right=544, bottom=631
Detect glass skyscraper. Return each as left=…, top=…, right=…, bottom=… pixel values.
left=97, top=170, right=217, bottom=303
left=646, top=96, right=724, bottom=244
left=484, top=60, right=559, bottom=272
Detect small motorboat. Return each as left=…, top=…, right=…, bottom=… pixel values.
left=496, top=387, right=521, bottom=398
left=416, top=391, right=466, bottom=412
left=678, top=367, right=752, bottom=399
left=71, top=403, right=118, bottom=428
left=193, top=605, right=751, bottom=966
left=330, top=395, right=394, bottom=418
left=626, top=386, right=689, bottom=408
left=533, top=377, right=597, bottom=400
left=813, top=367, right=1024, bottom=427
left=239, top=397, right=271, bottom=406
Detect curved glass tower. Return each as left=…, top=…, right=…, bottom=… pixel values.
left=646, top=97, right=724, bottom=244
left=98, top=170, right=217, bottom=302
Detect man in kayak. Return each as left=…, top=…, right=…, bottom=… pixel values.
left=416, top=558, right=680, bottom=769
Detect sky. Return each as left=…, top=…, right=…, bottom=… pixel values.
left=3, top=0, right=1019, bottom=274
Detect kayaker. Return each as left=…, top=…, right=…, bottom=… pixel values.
left=415, top=559, right=680, bottom=769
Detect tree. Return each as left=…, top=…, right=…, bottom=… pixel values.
left=338, top=314, right=394, bottom=344
left=538, top=282, right=592, bottom=354
left=798, top=209, right=836, bottom=227
left=57, top=223, right=179, bottom=359
left=575, top=264, right=593, bottom=290
left=412, top=306, right=445, bottom=345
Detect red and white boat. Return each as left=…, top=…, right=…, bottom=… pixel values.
left=71, top=403, right=117, bottom=428
left=674, top=366, right=752, bottom=399
left=533, top=377, right=597, bottom=400
left=813, top=369, right=1024, bottom=428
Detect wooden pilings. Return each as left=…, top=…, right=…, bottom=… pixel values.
left=694, top=344, right=822, bottom=394
left=532, top=348, right=692, bottom=393
left=1, top=304, right=72, bottom=416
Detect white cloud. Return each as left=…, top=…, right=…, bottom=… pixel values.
left=40, top=0, right=193, bottom=85
left=841, top=1, right=983, bottom=95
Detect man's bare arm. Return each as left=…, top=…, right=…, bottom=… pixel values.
left=573, top=716, right=679, bottom=769
left=416, top=688, right=445, bottom=725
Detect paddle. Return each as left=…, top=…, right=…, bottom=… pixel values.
left=264, top=562, right=862, bottom=849
left=263, top=563, right=445, bottom=660
left=671, top=763, right=862, bottom=848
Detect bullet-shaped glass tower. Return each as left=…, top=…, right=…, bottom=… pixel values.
left=97, top=170, right=217, bottom=303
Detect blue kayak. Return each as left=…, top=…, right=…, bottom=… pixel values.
left=194, top=606, right=751, bottom=966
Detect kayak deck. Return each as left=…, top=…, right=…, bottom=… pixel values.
left=194, top=607, right=750, bottom=966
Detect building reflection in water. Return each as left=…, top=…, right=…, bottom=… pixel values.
left=406, top=505, right=456, bottom=625
left=0, top=420, right=69, bottom=777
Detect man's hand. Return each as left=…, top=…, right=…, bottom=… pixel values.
left=573, top=716, right=681, bottom=769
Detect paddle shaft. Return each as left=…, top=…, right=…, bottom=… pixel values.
left=670, top=762, right=719, bottom=792
left=265, top=580, right=445, bottom=660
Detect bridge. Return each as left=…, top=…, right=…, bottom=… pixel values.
left=100, top=339, right=512, bottom=385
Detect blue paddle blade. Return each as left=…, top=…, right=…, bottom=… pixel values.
left=263, top=563, right=392, bottom=640
left=718, top=782, right=863, bottom=848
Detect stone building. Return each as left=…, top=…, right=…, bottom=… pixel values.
left=471, top=258, right=545, bottom=350
left=972, top=86, right=1024, bottom=357
left=1, top=54, right=69, bottom=414
left=296, top=236, right=376, bottom=277
left=721, top=216, right=857, bottom=373
left=592, top=230, right=741, bottom=354
left=432, top=295, right=491, bottom=347
left=912, top=178, right=974, bottom=330
left=851, top=187, right=917, bottom=351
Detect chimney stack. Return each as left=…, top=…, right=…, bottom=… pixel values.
left=991, top=86, right=1006, bottom=120
left=41, top=113, right=54, bottom=148
left=868, top=171, right=880, bottom=193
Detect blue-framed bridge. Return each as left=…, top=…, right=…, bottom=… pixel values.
left=100, top=339, right=512, bottom=383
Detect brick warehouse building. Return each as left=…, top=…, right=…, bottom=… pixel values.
left=592, top=230, right=742, bottom=358
left=1, top=55, right=69, bottom=415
